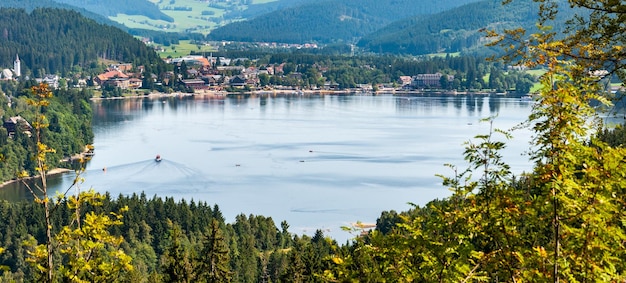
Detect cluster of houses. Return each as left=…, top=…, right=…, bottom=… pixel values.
left=89, top=55, right=265, bottom=91
left=93, top=63, right=144, bottom=90
left=2, top=52, right=457, bottom=94
left=168, top=55, right=275, bottom=91
left=161, top=55, right=455, bottom=92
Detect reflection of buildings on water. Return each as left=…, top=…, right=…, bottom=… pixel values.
left=394, top=94, right=501, bottom=116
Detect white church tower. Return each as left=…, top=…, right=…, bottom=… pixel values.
left=13, top=54, right=21, bottom=77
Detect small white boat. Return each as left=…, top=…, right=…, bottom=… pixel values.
left=155, top=154, right=162, bottom=162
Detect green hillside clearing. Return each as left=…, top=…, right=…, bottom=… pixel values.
left=155, top=40, right=218, bottom=58
left=110, top=0, right=275, bottom=34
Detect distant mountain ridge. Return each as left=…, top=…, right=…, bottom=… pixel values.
left=207, top=0, right=481, bottom=44
left=357, top=0, right=579, bottom=55
left=358, top=0, right=538, bottom=55
left=0, top=0, right=581, bottom=57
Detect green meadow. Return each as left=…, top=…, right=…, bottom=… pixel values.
left=110, top=0, right=276, bottom=34
left=155, top=40, right=219, bottom=58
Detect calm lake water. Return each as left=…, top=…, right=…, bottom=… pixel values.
left=2, top=94, right=534, bottom=242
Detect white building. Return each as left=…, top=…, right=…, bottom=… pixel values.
left=13, top=54, right=20, bottom=77
left=1, top=69, right=13, bottom=80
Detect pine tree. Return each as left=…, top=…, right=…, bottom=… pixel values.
left=195, top=219, right=231, bottom=283
left=160, top=221, right=194, bottom=283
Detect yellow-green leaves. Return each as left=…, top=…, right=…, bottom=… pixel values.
left=56, top=190, right=133, bottom=283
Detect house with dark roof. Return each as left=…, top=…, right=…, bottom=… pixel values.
left=229, top=75, right=247, bottom=88
left=412, top=73, right=454, bottom=89
left=182, top=79, right=208, bottom=90
left=3, top=116, right=32, bottom=137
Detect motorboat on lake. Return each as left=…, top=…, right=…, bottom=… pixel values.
left=155, top=154, right=162, bottom=162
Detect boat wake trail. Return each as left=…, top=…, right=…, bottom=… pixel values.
left=84, top=159, right=212, bottom=195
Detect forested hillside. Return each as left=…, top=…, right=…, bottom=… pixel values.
left=358, top=0, right=580, bottom=55
left=358, top=0, right=538, bottom=55
left=207, top=0, right=480, bottom=44
left=0, top=8, right=166, bottom=77
left=0, top=81, right=94, bottom=183
left=0, top=7, right=169, bottom=183
left=224, top=0, right=317, bottom=20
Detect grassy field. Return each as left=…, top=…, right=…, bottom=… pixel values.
left=481, top=68, right=547, bottom=93
left=525, top=68, right=546, bottom=93
left=111, top=1, right=223, bottom=34
left=111, top=0, right=279, bottom=34
left=524, top=68, right=547, bottom=77
left=156, top=40, right=219, bottom=58
left=426, top=52, right=461, bottom=58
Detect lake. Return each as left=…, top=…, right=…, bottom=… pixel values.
left=2, top=93, right=534, bottom=242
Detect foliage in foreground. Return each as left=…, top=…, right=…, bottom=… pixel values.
left=325, top=0, right=626, bottom=281
left=3, top=0, right=626, bottom=281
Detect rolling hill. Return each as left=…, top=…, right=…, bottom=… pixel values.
left=357, top=0, right=539, bottom=55
left=357, top=0, right=580, bottom=55
left=206, top=0, right=482, bottom=44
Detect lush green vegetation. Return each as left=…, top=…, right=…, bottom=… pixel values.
left=1, top=0, right=626, bottom=281
left=324, top=0, right=626, bottom=281
left=358, top=0, right=536, bottom=55
left=0, top=0, right=573, bottom=57
left=0, top=189, right=342, bottom=282
left=207, top=0, right=479, bottom=44
left=0, top=81, right=94, bottom=183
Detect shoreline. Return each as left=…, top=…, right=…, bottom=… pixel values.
left=0, top=168, right=72, bottom=189
left=3, top=89, right=519, bottom=188
left=90, top=89, right=518, bottom=101
left=0, top=145, right=92, bottom=189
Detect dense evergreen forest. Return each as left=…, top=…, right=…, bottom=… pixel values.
left=0, top=8, right=167, bottom=78
left=357, top=0, right=583, bottom=55
left=357, top=0, right=539, bottom=55
left=0, top=191, right=340, bottom=282
left=207, top=0, right=479, bottom=44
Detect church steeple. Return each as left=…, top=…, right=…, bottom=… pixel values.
left=13, top=54, right=21, bottom=77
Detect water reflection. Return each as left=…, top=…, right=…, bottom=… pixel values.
left=395, top=94, right=503, bottom=117
left=2, top=93, right=534, bottom=242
